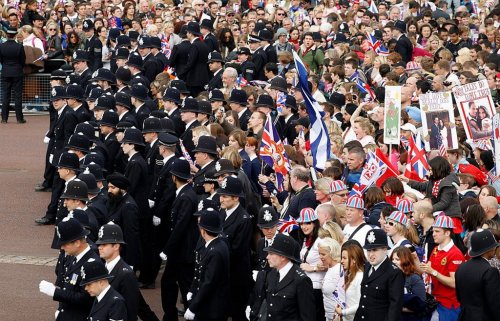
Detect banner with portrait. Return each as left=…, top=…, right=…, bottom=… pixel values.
left=383, top=86, right=401, bottom=145
left=452, top=79, right=496, bottom=142
left=419, top=92, right=458, bottom=151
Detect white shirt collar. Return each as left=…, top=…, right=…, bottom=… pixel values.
left=225, top=203, right=240, bottom=219
left=371, top=257, right=387, bottom=272
left=176, top=183, right=189, bottom=196
left=279, top=261, right=293, bottom=282
left=150, top=138, right=158, bottom=148
left=205, top=236, right=218, bottom=248
left=163, top=154, right=175, bottom=165
left=438, top=239, right=454, bottom=252
left=97, top=285, right=111, bottom=302
left=75, top=245, right=91, bottom=263
left=167, top=106, right=178, bottom=116
left=58, top=105, right=67, bottom=116
left=65, top=175, right=77, bottom=186
left=127, top=151, right=138, bottom=161
left=105, top=255, right=121, bottom=273
left=237, top=107, right=248, bottom=118
left=185, top=119, right=196, bottom=129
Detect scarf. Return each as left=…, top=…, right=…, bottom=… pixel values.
left=432, top=179, right=443, bottom=198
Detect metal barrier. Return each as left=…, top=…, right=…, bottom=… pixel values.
left=0, top=72, right=51, bottom=111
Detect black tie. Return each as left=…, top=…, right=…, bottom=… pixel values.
left=369, top=267, right=375, bottom=277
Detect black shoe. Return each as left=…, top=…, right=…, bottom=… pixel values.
left=35, top=184, right=51, bottom=192
left=17, top=119, right=26, bottom=124
left=35, top=217, right=55, bottom=225
left=1, top=120, right=6, bottom=123
left=177, top=308, right=185, bottom=316
left=138, top=282, right=155, bottom=289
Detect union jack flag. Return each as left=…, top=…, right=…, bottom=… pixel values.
left=400, top=135, right=410, bottom=150
left=108, top=16, right=123, bottom=30
left=179, top=139, right=195, bottom=166
left=260, top=114, right=291, bottom=192
left=161, top=36, right=172, bottom=59
left=276, top=92, right=286, bottom=114
left=350, top=151, right=391, bottom=196
left=404, top=133, right=429, bottom=181
left=278, top=218, right=299, bottom=234
left=355, top=77, right=376, bottom=100
left=366, top=32, right=390, bottom=56
left=237, top=76, right=249, bottom=88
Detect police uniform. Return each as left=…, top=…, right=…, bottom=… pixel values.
left=160, top=159, right=199, bottom=321
left=168, top=39, right=191, bottom=82
left=251, top=47, right=268, bottom=81
left=354, top=229, right=405, bottom=321
left=207, top=68, right=224, bottom=91
left=218, top=177, right=253, bottom=321
left=83, top=20, right=103, bottom=72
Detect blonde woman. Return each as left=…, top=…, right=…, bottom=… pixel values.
left=318, top=237, right=344, bottom=321
left=425, top=35, right=442, bottom=54
left=19, top=25, right=44, bottom=53
left=319, top=221, right=345, bottom=245
left=44, top=20, right=63, bottom=59
left=315, top=177, right=334, bottom=204
left=352, top=117, right=375, bottom=146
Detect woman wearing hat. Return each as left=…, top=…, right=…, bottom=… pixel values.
left=385, top=211, right=418, bottom=257
left=297, top=208, right=327, bottom=321
left=335, top=241, right=365, bottom=321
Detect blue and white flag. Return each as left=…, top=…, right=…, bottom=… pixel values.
left=292, top=51, right=331, bottom=170
left=368, top=0, right=378, bottom=14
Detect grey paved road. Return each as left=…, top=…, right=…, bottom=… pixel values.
left=0, top=115, right=164, bottom=321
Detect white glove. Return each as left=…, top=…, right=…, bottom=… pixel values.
left=148, top=199, right=155, bottom=208
left=184, top=308, right=195, bottom=320
left=39, top=280, right=56, bottom=297
left=246, top=306, right=251, bottom=320
left=55, top=310, right=59, bottom=320
left=43, top=136, right=50, bottom=144
left=187, top=292, right=193, bottom=301
left=252, top=270, right=259, bottom=282
left=153, top=216, right=161, bottom=226
left=49, top=154, right=54, bottom=164
left=159, top=252, right=167, bottom=261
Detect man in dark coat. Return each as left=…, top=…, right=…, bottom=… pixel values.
left=218, top=176, right=253, bottom=321
left=392, top=21, right=413, bottom=64
left=354, top=229, right=404, bottom=321
left=0, top=27, right=25, bottom=123
left=277, top=95, right=299, bottom=145
left=456, top=229, right=500, bottom=321
left=80, top=259, right=128, bottom=321
left=82, top=19, right=103, bottom=71
left=184, top=208, right=230, bottom=321
left=249, top=233, right=316, bottom=321
left=97, top=223, right=160, bottom=321
left=39, top=218, right=100, bottom=321
left=160, top=159, right=199, bottom=321
left=184, top=22, right=210, bottom=97
left=168, top=26, right=191, bottom=83
left=206, top=51, right=224, bottom=91
left=179, top=97, right=201, bottom=157
left=200, top=19, right=219, bottom=53
left=192, top=136, right=218, bottom=196
left=283, top=166, right=318, bottom=220
left=106, top=173, right=142, bottom=270
left=249, top=34, right=268, bottom=81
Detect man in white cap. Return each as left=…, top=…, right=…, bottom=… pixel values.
left=343, top=196, right=373, bottom=246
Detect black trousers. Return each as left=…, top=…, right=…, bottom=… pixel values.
left=147, top=223, right=170, bottom=284
left=138, top=217, right=155, bottom=284
left=45, top=173, right=64, bottom=220
left=314, top=288, right=326, bottom=321
left=161, top=260, right=194, bottom=321
left=1, top=76, right=23, bottom=121
left=229, top=282, right=251, bottom=321
left=138, top=292, right=160, bottom=321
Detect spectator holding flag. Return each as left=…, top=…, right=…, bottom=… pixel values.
left=399, top=156, right=462, bottom=233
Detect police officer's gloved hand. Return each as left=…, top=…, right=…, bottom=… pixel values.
left=148, top=199, right=155, bottom=208
left=187, top=292, right=193, bottom=301
left=184, top=309, right=195, bottom=320
left=245, top=306, right=251, bottom=320
left=39, top=280, right=56, bottom=297
left=153, top=216, right=161, bottom=226
left=159, top=252, right=167, bottom=261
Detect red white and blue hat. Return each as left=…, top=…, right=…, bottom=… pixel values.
left=346, top=196, right=365, bottom=210
left=396, top=199, right=413, bottom=214
left=388, top=211, right=408, bottom=226
left=433, top=213, right=454, bottom=229
left=296, top=208, right=318, bottom=223
left=329, top=180, right=348, bottom=193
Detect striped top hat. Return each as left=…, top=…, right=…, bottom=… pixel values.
left=433, top=213, right=454, bottom=229
left=388, top=211, right=408, bottom=226
left=329, top=180, right=347, bottom=193
left=396, top=199, right=413, bottom=214
left=296, top=208, right=318, bottom=223
left=346, top=195, right=365, bottom=209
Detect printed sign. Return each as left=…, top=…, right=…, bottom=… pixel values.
left=419, top=92, right=458, bottom=151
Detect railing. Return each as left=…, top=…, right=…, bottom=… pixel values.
left=0, top=72, right=51, bottom=111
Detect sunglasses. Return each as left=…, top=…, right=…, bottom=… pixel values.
left=277, top=13, right=285, bottom=16
left=386, top=221, right=396, bottom=226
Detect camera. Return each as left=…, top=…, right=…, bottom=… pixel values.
left=443, top=81, right=452, bottom=87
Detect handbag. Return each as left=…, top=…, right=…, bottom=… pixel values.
left=23, top=38, right=44, bottom=73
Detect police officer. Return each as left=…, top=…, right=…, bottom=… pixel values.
left=184, top=207, right=230, bottom=321
left=249, top=233, right=316, bottom=321
left=96, top=223, right=160, bottom=321
left=255, top=205, right=280, bottom=272
left=218, top=176, right=253, bottom=321
left=237, top=47, right=256, bottom=82
left=71, top=50, right=92, bottom=89
left=353, top=229, right=405, bottom=321
left=248, top=34, right=268, bottom=81
left=192, top=135, right=218, bottom=196
left=39, top=218, right=100, bottom=321
left=82, top=19, right=103, bottom=71
left=206, top=51, right=224, bottom=91
left=0, top=27, right=26, bottom=123
left=159, top=158, right=199, bottom=321
left=200, top=18, right=219, bottom=52
left=80, top=258, right=128, bottom=321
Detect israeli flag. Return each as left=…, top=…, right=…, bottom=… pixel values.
left=292, top=51, right=331, bottom=170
